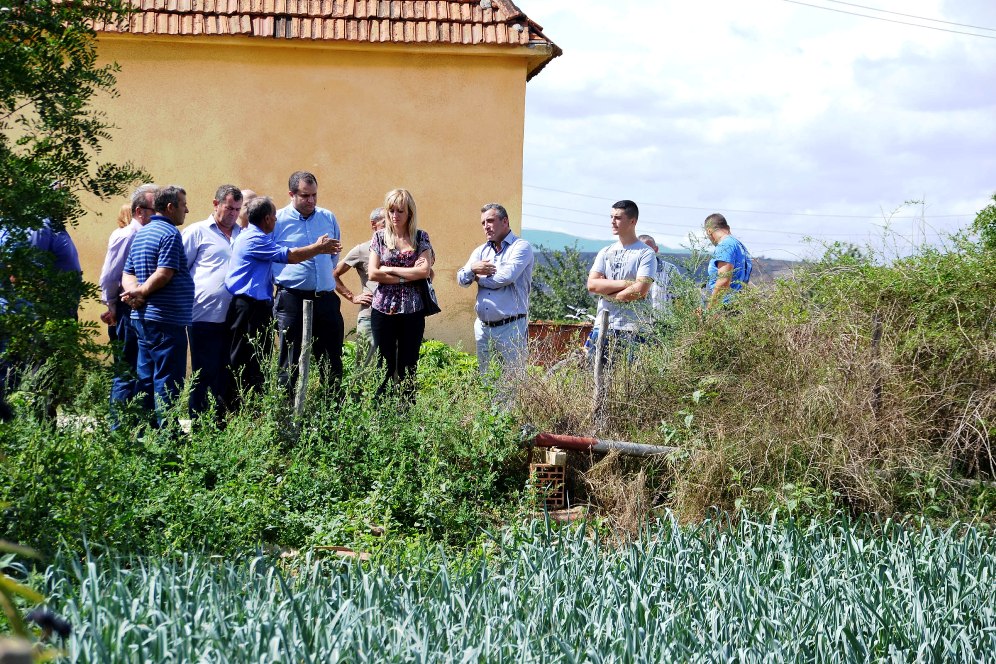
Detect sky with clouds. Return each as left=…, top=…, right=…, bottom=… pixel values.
left=519, top=0, right=996, bottom=259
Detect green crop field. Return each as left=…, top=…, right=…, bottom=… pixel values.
left=39, top=514, right=996, bottom=662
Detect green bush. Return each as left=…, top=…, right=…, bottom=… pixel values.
left=529, top=243, right=596, bottom=322
left=0, top=343, right=528, bottom=557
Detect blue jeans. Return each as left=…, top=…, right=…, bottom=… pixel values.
left=474, top=317, right=528, bottom=375
left=134, top=318, right=188, bottom=426
left=187, top=321, right=232, bottom=417
left=109, top=302, right=140, bottom=411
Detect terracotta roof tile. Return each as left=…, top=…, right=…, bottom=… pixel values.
left=98, top=0, right=561, bottom=77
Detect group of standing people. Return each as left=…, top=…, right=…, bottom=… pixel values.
left=96, top=178, right=750, bottom=426
left=585, top=200, right=752, bottom=357
left=99, top=172, right=455, bottom=426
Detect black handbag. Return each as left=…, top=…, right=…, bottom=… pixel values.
left=416, top=278, right=441, bottom=316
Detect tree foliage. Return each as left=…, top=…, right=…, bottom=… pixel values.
left=972, top=193, right=996, bottom=251
left=529, top=243, right=596, bottom=322
left=0, top=0, right=146, bottom=412
left=0, top=0, right=143, bottom=231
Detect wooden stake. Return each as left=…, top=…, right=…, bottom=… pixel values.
left=294, top=298, right=314, bottom=416
left=593, top=309, right=609, bottom=429
left=871, top=310, right=883, bottom=417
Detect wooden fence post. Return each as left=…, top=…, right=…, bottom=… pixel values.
left=871, top=310, right=883, bottom=417
left=294, top=299, right=314, bottom=416
left=593, top=309, right=609, bottom=429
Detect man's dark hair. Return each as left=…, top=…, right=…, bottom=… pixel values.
left=214, top=184, right=242, bottom=204
left=154, top=185, right=186, bottom=214
left=480, top=202, right=509, bottom=221
left=612, top=199, right=639, bottom=221
left=246, top=196, right=276, bottom=227
left=288, top=171, right=318, bottom=194
left=704, top=213, right=730, bottom=231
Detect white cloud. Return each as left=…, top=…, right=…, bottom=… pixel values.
left=520, top=0, right=996, bottom=258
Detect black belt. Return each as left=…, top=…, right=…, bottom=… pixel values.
left=480, top=313, right=526, bottom=328
left=277, top=286, right=336, bottom=299
left=233, top=293, right=272, bottom=304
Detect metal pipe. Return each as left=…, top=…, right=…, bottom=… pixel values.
left=533, top=432, right=679, bottom=457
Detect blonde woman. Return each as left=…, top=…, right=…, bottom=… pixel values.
left=368, top=189, right=434, bottom=398
left=115, top=202, right=131, bottom=229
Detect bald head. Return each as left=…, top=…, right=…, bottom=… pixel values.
left=238, top=189, right=258, bottom=228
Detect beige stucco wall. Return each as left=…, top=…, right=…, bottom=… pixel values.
left=77, top=34, right=533, bottom=351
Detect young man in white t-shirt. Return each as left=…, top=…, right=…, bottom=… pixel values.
left=586, top=200, right=656, bottom=359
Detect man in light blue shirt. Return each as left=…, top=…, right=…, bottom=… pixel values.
left=639, top=234, right=681, bottom=317
left=225, top=196, right=338, bottom=403
left=271, top=171, right=343, bottom=391
left=99, top=184, right=156, bottom=416
left=458, top=203, right=534, bottom=375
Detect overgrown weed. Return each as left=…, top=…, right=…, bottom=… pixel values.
left=518, top=224, right=996, bottom=528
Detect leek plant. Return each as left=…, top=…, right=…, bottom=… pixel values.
left=45, top=514, right=996, bottom=662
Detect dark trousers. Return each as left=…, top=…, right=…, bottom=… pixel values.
left=134, top=319, right=188, bottom=426
left=273, top=287, right=344, bottom=393
left=187, top=321, right=233, bottom=417
left=370, top=308, right=425, bottom=399
left=109, top=300, right=140, bottom=411
left=226, top=295, right=274, bottom=402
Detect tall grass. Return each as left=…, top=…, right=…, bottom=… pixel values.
left=44, top=514, right=996, bottom=662
left=517, top=233, right=996, bottom=523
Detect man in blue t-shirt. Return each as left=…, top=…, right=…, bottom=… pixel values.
left=704, top=213, right=752, bottom=310
left=121, top=185, right=194, bottom=426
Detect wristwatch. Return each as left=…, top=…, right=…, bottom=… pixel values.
left=398, top=276, right=406, bottom=284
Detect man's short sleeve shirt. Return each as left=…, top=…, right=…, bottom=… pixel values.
left=124, top=216, right=194, bottom=325
left=707, top=235, right=752, bottom=302
left=592, top=240, right=656, bottom=332
left=271, top=205, right=340, bottom=292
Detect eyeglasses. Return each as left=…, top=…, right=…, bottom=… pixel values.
left=138, top=206, right=154, bottom=211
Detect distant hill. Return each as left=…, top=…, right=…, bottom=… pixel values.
left=535, top=246, right=801, bottom=285
left=521, top=228, right=688, bottom=255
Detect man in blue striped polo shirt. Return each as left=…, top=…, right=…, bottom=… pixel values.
left=121, top=185, right=195, bottom=427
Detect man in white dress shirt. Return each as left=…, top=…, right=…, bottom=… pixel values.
left=182, top=184, right=243, bottom=417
